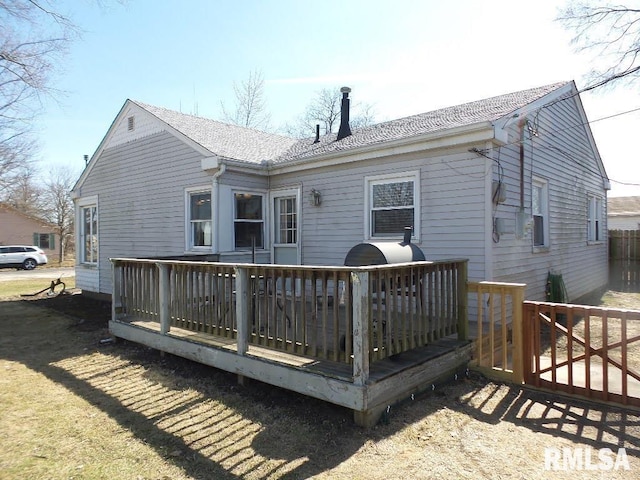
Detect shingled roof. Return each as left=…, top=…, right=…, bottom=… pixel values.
left=131, top=82, right=568, bottom=167
left=273, top=82, right=569, bottom=165
left=132, top=101, right=297, bottom=164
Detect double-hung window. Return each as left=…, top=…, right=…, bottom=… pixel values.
left=587, top=195, right=603, bottom=242
left=532, top=177, right=549, bottom=249
left=366, top=172, right=419, bottom=239
left=188, top=190, right=212, bottom=249
left=34, top=233, right=55, bottom=250
left=80, top=202, right=98, bottom=264
left=234, top=192, right=264, bottom=249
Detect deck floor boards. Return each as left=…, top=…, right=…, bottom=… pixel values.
left=123, top=316, right=469, bottom=384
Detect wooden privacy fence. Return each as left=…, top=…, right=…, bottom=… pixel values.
left=523, top=301, right=640, bottom=407
left=609, top=229, right=640, bottom=289
left=112, top=258, right=469, bottom=370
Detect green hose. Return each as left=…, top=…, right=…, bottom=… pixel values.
left=546, top=272, right=568, bottom=303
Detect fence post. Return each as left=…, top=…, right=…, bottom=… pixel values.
left=352, top=270, right=370, bottom=386
left=457, top=260, right=469, bottom=340
left=235, top=267, right=249, bottom=356
left=511, top=285, right=526, bottom=384
left=157, top=263, right=170, bottom=334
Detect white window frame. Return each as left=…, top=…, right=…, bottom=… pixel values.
left=364, top=171, right=420, bottom=241
left=587, top=195, right=604, bottom=243
left=233, top=190, right=265, bottom=250
left=185, top=186, right=213, bottom=252
left=532, top=177, right=549, bottom=251
left=77, top=195, right=99, bottom=265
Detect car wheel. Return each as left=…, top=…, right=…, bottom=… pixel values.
left=22, top=258, right=37, bottom=270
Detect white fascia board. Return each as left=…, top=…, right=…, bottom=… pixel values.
left=202, top=156, right=268, bottom=175
left=201, top=156, right=220, bottom=171
left=269, top=122, right=497, bottom=175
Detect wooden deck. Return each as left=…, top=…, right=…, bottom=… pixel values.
left=111, top=316, right=472, bottom=426
left=110, top=258, right=472, bottom=426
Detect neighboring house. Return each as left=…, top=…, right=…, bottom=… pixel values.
left=608, top=196, right=640, bottom=230
left=0, top=202, right=59, bottom=262
left=72, top=80, right=609, bottom=302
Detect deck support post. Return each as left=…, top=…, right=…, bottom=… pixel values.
left=511, top=285, right=526, bottom=384
left=235, top=267, right=250, bottom=386
left=457, top=260, right=469, bottom=340
left=111, top=260, right=123, bottom=321
left=157, top=263, right=171, bottom=334
left=352, top=270, right=370, bottom=387
left=235, top=267, right=249, bottom=356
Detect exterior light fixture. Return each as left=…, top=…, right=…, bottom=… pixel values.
left=310, top=189, right=321, bottom=206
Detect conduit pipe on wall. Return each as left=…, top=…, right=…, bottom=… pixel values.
left=211, top=162, right=226, bottom=254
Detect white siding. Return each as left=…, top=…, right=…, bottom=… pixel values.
left=108, top=104, right=165, bottom=148
left=491, top=96, right=608, bottom=301
left=270, top=147, right=489, bottom=282
left=75, top=265, right=99, bottom=293
left=79, top=131, right=212, bottom=294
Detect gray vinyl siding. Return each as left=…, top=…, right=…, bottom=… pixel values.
left=491, top=96, right=608, bottom=301
left=78, top=131, right=212, bottom=294
left=270, top=147, right=489, bottom=282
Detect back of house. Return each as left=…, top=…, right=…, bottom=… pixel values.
left=72, top=81, right=609, bottom=302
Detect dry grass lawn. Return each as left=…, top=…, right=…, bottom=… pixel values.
left=1, top=288, right=639, bottom=479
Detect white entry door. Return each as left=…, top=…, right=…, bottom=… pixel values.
left=271, top=188, right=300, bottom=265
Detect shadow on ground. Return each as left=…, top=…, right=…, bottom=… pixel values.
left=1, top=293, right=639, bottom=478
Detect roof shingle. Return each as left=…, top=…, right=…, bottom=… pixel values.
left=132, top=101, right=297, bottom=163
left=273, top=82, right=569, bottom=164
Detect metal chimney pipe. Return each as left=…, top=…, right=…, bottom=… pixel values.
left=336, top=86, right=352, bottom=141
left=313, top=124, right=320, bottom=143
left=403, top=226, right=412, bottom=245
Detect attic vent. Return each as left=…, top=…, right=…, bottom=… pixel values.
left=127, top=116, right=135, bottom=131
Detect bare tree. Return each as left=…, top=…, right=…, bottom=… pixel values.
left=283, top=87, right=377, bottom=138
left=221, top=70, right=272, bottom=130
left=0, top=165, right=44, bottom=214
left=40, top=166, right=76, bottom=263
left=558, top=3, right=640, bottom=90
left=1, top=1, right=76, bottom=194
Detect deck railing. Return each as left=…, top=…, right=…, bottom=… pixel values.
left=112, top=258, right=468, bottom=379
left=468, top=281, right=526, bottom=384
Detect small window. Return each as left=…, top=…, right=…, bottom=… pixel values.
left=532, top=178, right=549, bottom=249
left=587, top=196, right=603, bottom=242
left=80, top=205, right=98, bottom=264
left=33, top=233, right=54, bottom=250
left=188, top=191, right=212, bottom=249
left=275, top=196, right=297, bottom=244
left=366, top=172, right=419, bottom=239
left=127, top=116, right=135, bottom=131
left=234, top=193, right=264, bottom=249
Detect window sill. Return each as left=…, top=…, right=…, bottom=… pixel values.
left=532, top=246, right=550, bottom=254
left=78, top=263, right=98, bottom=269
left=587, top=241, right=605, bottom=246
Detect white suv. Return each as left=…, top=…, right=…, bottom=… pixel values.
left=0, top=246, right=48, bottom=270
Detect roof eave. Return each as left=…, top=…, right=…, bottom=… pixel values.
left=268, top=121, right=497, bottom=174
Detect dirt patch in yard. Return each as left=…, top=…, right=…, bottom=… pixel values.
left=1, top=291, right=639, bottom=478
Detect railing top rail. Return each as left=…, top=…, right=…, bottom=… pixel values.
left=110, top=257, right=469, bottom=272
left=524, top=300, right=640, bottom=316
left=469, top=281, right=527, bottom=288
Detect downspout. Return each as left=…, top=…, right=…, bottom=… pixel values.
left=519, top=118, right=525, bottom=210
left=211, top=163, right=226, bottom=254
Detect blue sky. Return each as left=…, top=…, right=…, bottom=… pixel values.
left=37, top=0, right=639, bottom=196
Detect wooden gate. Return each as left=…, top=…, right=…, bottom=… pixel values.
left=523, top=301, right=640, bottom=407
